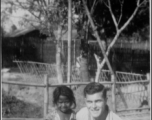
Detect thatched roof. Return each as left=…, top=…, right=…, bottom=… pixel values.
left=5, top=27, right=79, bottom=41
left=5, top=27, right=36, bottom=38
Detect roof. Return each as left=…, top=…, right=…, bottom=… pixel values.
left=5, top=27, right=36, bottom=37
left=5, top=27, right=79, bottom=40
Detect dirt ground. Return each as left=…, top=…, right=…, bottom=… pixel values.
left=2, top=72, right=151, bottom=120
left=119, top=111, right=150, bottom=120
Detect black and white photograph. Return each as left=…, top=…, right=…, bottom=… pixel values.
left=1, top=0, right=151, bottom=120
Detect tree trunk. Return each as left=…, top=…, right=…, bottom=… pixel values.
left=56, top=26, right=63, bottom=84
left=67, top=0, right=72, bottom=83
left=79, top=56, right=90, bottom=82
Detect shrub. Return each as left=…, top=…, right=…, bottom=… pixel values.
left=2, top=91, right=43, bottom=118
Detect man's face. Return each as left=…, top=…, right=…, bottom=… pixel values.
left=85, top=92, right=107, bottom=119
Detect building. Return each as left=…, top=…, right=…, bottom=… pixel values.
left=2, top=27, right=80, bottom=67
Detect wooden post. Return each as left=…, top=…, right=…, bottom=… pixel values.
left=146, top=73, right=150, bottom=107
left=44, top=74, right=49, bottom=117
left=111, top=74, right=116, bottom=112
left=146, top=73, right=150, bottom=81
left=0, top=27, right=2, bottom=69
left=74, top=39, right=76, bottom=65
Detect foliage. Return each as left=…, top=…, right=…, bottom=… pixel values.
left=2, top=0, right=149, bottom=78
left=3, top=0, right=149, bottom=44
left=3, top=0, right=68, bottom=38
left=2, top=90, right=43, bottom=118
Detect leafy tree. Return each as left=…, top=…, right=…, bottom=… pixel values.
left=3, top=0, right=71, bottom=83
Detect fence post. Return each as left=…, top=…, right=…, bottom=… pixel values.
left=111, top=74, right=116, bottom=112
left=44, top=74, right=49, bottom=117
left=146, top=73, right=150, bottom=107
left=146, top=73, right=150, bottom=81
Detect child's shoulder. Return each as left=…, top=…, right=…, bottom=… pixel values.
left=45, top=107, right=58, bottom=120
left=70, top=110, right=76, bottom=120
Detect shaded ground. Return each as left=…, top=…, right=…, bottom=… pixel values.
left=118, top=111, right=150, bottom=120
left=2, top=90, right=43, bottom=118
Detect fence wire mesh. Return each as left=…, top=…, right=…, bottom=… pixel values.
left=98, top=69, right=147, bottom=82
left=14, top=61, right=81, bottom=84
left=14, top=60, right=150, bottom=111
left=14, top=61, right=57, bottom=84
left=98, top=70, right=149, bottom=110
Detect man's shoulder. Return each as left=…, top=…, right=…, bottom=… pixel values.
left=76, top=107, right=89, bottom=119
left=108, top=111, right=122, bottom=120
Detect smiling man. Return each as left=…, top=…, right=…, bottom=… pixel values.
left=76, top=82, right=122, bottom=120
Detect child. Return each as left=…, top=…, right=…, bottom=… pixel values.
left=45, top=85, right=76, bottom=120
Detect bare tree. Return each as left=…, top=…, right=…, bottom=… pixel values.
left=81, top=0, right=149, bottom=82
left=81, top=0, right=149, bottom=109
left=96, top=0, right=149, bottom=82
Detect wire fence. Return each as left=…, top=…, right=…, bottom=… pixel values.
left=13, top=60, right=150, bottom=110
left=14, top=60, right=81, bottom=83
left=98, top=69, right=147, bottom=82
left=14, top=61, right=57, bottom=83
left=14, top=60, right=147, bottom=82
left=2, top=60, right=150, bottom=120
left=2, top=61, right=149, bottom=111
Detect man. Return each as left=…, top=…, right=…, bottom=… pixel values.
left=76, top=82, right=122, bottom=120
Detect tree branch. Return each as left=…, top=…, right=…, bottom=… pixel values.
left=138, top=0, right=148, bottom=7
left=107, top=0, right=118, bottom=30
left=91, top=0, right=99, bottom=15
left=99, top=0, right=146, bottom=71
left=119, top=0, right=141, bottom=31
left=30, top=11, right=41, bottom=20
left=82, top=0, right=116, bottom=78
left=103, top=0, right=109, bottom=8
left=85, top=0, right=100, bottom=40
left=41, top=0, right=47, bottom=6
left=118, top=0, right=124, bottom=25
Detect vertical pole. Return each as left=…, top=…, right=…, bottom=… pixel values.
left=111, top=74, right=116, bottom=112
left=146, top=73, right=150, bottom=107
left=74, top=39, right=76, bottom=65
left=146, top=73, right=150, bottom=80
left=0, top=26, right=2, bottom=69
left=44, top=74, right=49, bottom=117
left=67, top=0, right=72, bottom=83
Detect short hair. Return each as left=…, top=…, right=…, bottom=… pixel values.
left=53, top=85, right=76, bottom=109
left=84, top=82, right=107, bottom=99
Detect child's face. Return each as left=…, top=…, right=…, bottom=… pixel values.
left=56, top=95, right=71, bottom=113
